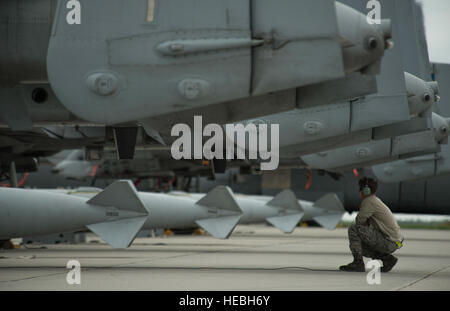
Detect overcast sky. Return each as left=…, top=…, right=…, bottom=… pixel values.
left=419, top=0, right=450, bottom=64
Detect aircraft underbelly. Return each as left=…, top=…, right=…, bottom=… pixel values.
left=46, top=0, right=345, bottom=124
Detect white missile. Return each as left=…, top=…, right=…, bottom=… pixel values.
left=0, top=180, right=149, bottom=248
left=8, top=182, right=344, bottom=248
left=169, top=189, right=303, bottom=234
left=248, top=192, right=346, bottom=231
left=181, top=190, right=345, bottom=233
left=139, top=186, right=243, bottom=239
left=23, top=183, right=244, bottom=242
left=52, top=185, right=345, bottom=237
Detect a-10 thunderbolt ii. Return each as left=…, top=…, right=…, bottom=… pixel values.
left=293, top=0, right=450, bottom=174
left=371, top=63, right=450, bottom=183
left=50, top=149, right=215, bottom=182
left=207, top=0, right=448, bottom=174
left=0, top=0, right=393, bottom=163
left=141, top=0, right=448, bottom=173
left=0, top=126, right=107, bottom=187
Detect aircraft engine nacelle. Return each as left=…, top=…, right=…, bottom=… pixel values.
left=404, top=72, right=440, bottom=116
left=335, top=2, right=392, bottom=75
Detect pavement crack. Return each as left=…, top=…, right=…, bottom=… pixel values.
left=0, top=271, right=65, bottom=283
left=393, top=265, right=450, bottom=291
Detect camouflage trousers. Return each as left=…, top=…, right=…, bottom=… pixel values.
left=348, top=224, right=398, bottom=260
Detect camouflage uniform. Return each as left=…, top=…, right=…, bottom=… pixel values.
left=348, top=223, right=398, bottom=261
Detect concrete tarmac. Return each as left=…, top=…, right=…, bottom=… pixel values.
left=0, top=225, right=449, bottom=291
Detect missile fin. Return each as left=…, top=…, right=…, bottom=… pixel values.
left=87, top=180, right=148, bottom=214
left=313, top=193, right=345, bottom=213
left=87, top=216, right=147, bottom=248
left=313, top=214, right=343, bottom=230
left=196, top=186, right=242, bottom=213
left=312, top=193, right=345, bottom=230
left=195, top=215, right=242, bottom=239
left=266, top=213, right=304, bottom=234
left=266, top=189, right=303, bottom=212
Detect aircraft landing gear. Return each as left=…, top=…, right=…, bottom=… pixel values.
left=9, top=161, right=18, bottom=188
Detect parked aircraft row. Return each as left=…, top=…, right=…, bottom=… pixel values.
left=1, top=0, right=443, bottom=177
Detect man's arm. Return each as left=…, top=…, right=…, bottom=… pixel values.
left=356, top=200, right=375, bottom=225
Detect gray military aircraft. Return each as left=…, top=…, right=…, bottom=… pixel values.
left=51, top=149, right=214, bottom=182
left=294, top=0, right=450, bottom=174
left=371, top=63, right=450, bottom=183
left=301, top=0, right=450, bottom=183
left=50, top=71, right=449, bottom=183
left=139, top=0, right=443, bottom=175
left=214, top=0, right=447, bottom=174
left=2, top=0, right=443, bottom=189
left=0, top=126, right=107, bottom=186
left=187, top=1, right=450, bottom=216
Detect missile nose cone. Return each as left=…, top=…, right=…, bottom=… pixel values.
left=380, top=19, right=392, bottom=39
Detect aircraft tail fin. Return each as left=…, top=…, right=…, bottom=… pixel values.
left=195, top=186, right=243, bottom=239
left=312, top=193, right=345, bottom=230
left=86, top=180, right=149, bottom=248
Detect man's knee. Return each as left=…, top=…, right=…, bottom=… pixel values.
left=348, top=224, right=365, bottom=236
left=348, top=224, right=361, bottom=233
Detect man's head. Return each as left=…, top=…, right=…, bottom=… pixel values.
left=358, top=177, right=378, bottom=198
